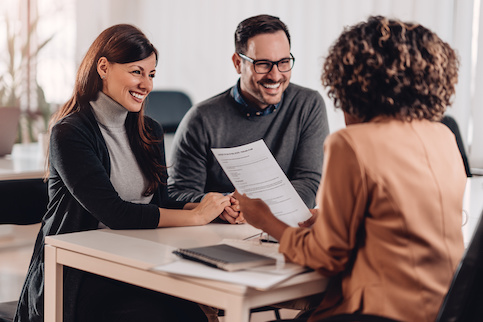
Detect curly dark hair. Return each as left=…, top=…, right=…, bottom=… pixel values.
left=321, top=15, right=459, bottom=122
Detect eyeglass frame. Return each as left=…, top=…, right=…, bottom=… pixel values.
left=238, top=52, right=295, bottom=74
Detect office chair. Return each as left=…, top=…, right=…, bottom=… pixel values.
left=144, top=90, right=192, bottom=133
left=435, top=209, right=483, bottom=321
left=270, top=210, right=483, bottom=322
left=0, top=179, right=47, bottom=322
left=441, top=115, right=472, bottom=177
left=0, top=179, right=48, bottom=225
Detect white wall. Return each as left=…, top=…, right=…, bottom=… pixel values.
left=75, top=0, right=481, bottom=166
left=469, top=0, right=483, bottom=168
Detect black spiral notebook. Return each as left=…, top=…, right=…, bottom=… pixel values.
left=173, top=244, right=276, bottom=272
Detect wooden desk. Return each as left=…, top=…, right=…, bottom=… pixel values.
left=44, top=224, right=328, bottom=322
left=0, top=143, right=46, bottom=181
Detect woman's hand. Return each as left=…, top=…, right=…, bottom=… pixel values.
left=191, top=192, right=232, bottom=225
left=233, top=190, right=289, bottom=240
left=298, top=209, right=318, bottom=228
left=232, top=191, right=272, bottom=230
left=159, top=194, right=230, bottom=228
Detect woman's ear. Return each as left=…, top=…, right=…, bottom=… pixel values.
left=97, top=57, right=109, bottom=79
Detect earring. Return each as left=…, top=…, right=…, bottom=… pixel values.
left=101, top=75, right=106, bottom=79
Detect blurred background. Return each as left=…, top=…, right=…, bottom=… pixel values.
left=2, top=0, right=482, bottom=169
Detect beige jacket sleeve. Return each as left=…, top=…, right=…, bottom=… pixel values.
left=279, top=131, right=365, bottom=276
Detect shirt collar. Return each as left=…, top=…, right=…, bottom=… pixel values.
left=231, top=79, right=281, bottom=118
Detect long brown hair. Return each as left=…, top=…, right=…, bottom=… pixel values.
left=48, top=24, right=164, bottom=196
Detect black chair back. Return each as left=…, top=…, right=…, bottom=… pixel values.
left=0, top=179, right=48, bottom=225
left=441, top=115, right=472, bottom=177
left=436, top=210, right=483, bottom=321
left=0, top=179, right=47, bottom=322
left=144, top=90, right=192, bottom=133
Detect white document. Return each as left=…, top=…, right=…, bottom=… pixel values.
left=212, top=139, right=311, bottom=227
left=152, top=257, right=304, bottom=290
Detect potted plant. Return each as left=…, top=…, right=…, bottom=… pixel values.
left=0, top=11, right=54, bottom=155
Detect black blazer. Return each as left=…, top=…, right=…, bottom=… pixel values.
left=15, top=101, right=184, bottom=322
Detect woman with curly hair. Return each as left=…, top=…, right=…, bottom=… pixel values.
left=235, top=16, right=466, bottom=321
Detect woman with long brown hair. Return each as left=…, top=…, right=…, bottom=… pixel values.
left=15, top=24, right=230, bottom=322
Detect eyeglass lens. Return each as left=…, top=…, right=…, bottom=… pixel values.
left=254, top=58, right=294, bottom=74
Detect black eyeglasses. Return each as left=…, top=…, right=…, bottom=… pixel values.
left=238, top=53, right=295, bottom=74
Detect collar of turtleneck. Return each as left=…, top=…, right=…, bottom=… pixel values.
left=90, top=92, right=128, bottom=132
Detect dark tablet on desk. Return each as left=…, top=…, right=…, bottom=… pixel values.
left=173, top=244, right=276, bottom=272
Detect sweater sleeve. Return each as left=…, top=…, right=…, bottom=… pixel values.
left=279, top=131, right=367, bottom=276
left=288, top=90, right=329, bottom=208
left=50, top=118, right=160, bottom=229
left=167, top=106, right=210, bottom=202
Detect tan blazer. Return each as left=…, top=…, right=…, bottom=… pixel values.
left=280, top=118, right=466, bottom=321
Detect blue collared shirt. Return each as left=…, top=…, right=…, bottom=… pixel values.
left=231, top=80, right=282, bottom=118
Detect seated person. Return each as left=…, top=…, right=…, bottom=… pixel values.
left=235, top=16, right=466, bottom=322
left=15, top=24, right=230, bottom=322
left=167, top=14, right=329, bottom=223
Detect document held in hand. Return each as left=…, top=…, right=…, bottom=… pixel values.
left=173, top=244, right=276, bottom=272
left=212, top=139, right=312, bottom=227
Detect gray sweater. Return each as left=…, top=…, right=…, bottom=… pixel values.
left=168, top=83, right=329, bottom=208
left=91, top=92, right=152, bottom=206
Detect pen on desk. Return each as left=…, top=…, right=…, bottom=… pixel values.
left=259, top=232, right=279, bottom=244
left=243, top=233, right=262, bottom=241
left=260, top=238, right=278, bottom=244
left=242, top=232, right=279, bottom=243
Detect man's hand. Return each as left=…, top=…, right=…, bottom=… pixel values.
left=218, top=195, right=246, bottom=224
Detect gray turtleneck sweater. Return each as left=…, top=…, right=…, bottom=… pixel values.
left=90, top=92, right=152, bottom=205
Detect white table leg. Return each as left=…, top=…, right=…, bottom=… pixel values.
left=224, top=297, right=250, bottom=322
left=45, top=244, right=63, bottom=322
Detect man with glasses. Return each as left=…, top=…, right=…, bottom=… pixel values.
left=168, top=14, right=329, bottom=224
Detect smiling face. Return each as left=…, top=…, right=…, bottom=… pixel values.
left=97, top=53, right=157, bottom=112
left=233, top=30, right=291, bottom=109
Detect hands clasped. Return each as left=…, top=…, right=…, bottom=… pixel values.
left=232, top=190, right=274, bottom=230
left=233, top=191, right=317, bottom=240
left=193, top=192, right=232, bottom=225
left=218, top=195, right=246, bottom=224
